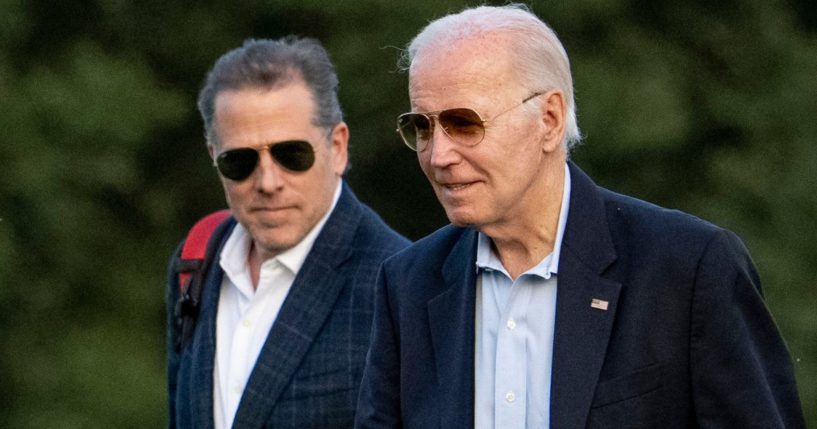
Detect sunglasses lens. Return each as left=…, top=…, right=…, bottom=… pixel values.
left=438, top=108, right=484, bottom=146
left=216, top=148, right=259, bottom=181
left=215, top=141, right=315, bottom=181
left=397, top=113, right=432, bottom=151
left=269, top=140, right=315, bottom=172
left=397, top=108, right=485, bottom=151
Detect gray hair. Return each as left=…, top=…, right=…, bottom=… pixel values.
left=400, top=4, right=581, bottom=151
left=197, top=37, right=343, bottom=146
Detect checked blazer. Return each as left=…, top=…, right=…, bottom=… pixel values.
left=167, top=183, right=409, bottom=428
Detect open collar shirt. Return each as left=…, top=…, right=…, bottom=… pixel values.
left=212, top=182, right=342, bottom=429
left=474, top=163, right=571, bottom=429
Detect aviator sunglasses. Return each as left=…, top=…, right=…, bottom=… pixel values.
left=214, top=140, right=316, bottom=181
left=396, top=92, right=543, bottom=152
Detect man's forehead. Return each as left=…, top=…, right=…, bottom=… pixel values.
left=408, top=37, right=516, bottom=108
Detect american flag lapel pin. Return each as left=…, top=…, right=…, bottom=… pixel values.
left=591, top=298, right=609, bottom=311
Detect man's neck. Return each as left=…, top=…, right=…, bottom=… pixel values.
left=481, top=161, right=566, bottom=279
left=247, top=242, right=271, bottom=290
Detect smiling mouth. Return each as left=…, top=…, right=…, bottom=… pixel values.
left=441, top=182, right=475, bottom=192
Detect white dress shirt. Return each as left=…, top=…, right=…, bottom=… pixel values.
left=474, top=164, right=571, bottom=428
left=212, top=183, right=341, bottom=429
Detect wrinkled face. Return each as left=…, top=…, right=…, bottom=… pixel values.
left=210, top=82, right=348, bottom=260
left=409, top=37, right=561, bottom=230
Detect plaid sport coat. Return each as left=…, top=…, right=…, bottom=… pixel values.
left=167, top=183, right=409, bottom=428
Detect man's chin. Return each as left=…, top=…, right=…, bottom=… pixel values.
left=248, top=225, right=299, bottom=254
left=253, top=238, right=297, bottom=260
left=444, top=209, right=479, bottom=228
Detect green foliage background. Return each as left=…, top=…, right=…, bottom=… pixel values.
left=1, top=0, right=815, bottom=426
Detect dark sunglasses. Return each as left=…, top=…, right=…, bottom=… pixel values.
left=214, top=140, right=316, bottom=181
left=396, top=92, right=543, bottom=152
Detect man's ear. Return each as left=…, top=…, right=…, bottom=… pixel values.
left=330, top=122, right=350, bottom=175
left=539, top=90, right=566, bottom=154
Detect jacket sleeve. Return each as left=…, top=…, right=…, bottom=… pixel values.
left=166, top=242, right=183, bottom=429
left=690, top=230, right=805, bottom=428
left=355, top=265, right=403, bottom=429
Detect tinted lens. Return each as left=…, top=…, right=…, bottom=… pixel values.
left=397, top=113, right=431, bottom=151
left=269, top=140, right=315, bottom=172
left=437, top=108, right=484, bottom=146
left=396, top=108, right=485, bottom=151
left=216, top=148, right=259, bottom=181
left=215, top=140, right=315, bottom=181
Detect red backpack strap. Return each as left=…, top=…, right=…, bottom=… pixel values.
left=178, top=209, right=231, bottom=291
left=173, top=209, right=231, bottom=351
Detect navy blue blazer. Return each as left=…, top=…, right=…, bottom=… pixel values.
left=356, top=162, right=805, bottom=428
left=167, top=183, right=409, bottom=429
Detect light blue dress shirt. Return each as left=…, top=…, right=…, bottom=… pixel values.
left=474, top=164, right=571, bottom=429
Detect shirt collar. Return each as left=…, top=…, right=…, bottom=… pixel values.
left=475, top=163, right=572, bottom=278
left=220, top=181, right=343, bottom=278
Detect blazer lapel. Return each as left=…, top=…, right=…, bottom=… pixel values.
left=428, top=228, right=478, bottom=428
left=231, top=184, right=362, bottom=427
left=550, top=163, right=621, bottom=428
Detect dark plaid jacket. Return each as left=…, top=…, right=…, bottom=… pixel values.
left=167, top=183, right=409, bottom=429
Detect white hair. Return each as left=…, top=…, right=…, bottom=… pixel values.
left=400, top=4, right=582, bottom=151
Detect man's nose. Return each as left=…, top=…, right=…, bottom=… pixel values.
left=427, top=121, right=461, bottom=168
left=253, top=150, right=284, bottom=192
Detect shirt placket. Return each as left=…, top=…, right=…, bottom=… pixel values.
left=494, top=283, right=531, bottom=428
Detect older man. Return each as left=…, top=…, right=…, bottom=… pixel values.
left=356, top=5, right=805, bottom=428
left=166, top=37, right=408, bottom=429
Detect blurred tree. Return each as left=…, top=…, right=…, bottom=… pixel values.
left=0, top=0, right=814, bottom=426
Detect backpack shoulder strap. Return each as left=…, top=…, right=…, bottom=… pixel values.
left=173, top=209, right=231, bottom=351
left=177, top=209, right=232, bottom=290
